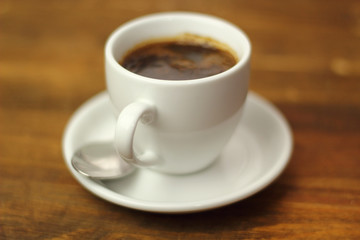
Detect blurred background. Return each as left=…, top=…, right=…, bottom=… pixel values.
left=1, top=0, right=359, bottom=239
left=1, top=0, right=359, bottom=107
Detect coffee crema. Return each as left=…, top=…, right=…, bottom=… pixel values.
left=120, top=34, right=238, bottom=80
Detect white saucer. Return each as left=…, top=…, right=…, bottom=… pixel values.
left=62, top=91, right=293, bottom=213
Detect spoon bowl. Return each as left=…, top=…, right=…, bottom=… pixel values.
left=71, top=142, right=136, bottom=179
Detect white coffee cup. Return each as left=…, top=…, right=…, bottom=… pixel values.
left=105, top=12, right=251, bottom=174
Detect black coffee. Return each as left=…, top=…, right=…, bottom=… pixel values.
left=120, top=35, right=237, bottom=80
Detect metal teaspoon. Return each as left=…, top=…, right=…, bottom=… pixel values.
left=71, top=142, right=136, bottom=179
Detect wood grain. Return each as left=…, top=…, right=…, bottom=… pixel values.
left=1, top=0, right=359, bottom=239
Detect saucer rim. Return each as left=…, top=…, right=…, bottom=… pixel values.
left=62, top=91, right=293, bottom=213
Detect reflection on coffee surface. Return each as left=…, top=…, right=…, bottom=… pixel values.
left=120, top=34, right=237, bottom=80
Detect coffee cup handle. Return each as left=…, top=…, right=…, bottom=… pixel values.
left=114, top=101, right=159, bottom=166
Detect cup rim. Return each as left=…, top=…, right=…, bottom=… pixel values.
left=105, top=11, right=251, bottom=85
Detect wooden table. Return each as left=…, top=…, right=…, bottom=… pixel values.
left=1, top=0, right=359, bottom=239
